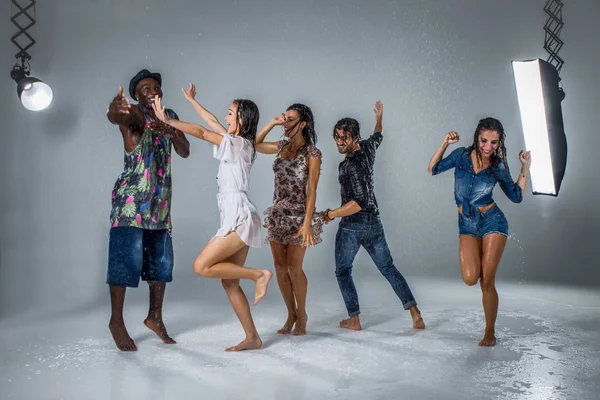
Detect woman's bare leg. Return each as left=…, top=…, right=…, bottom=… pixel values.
left=287, top=245, right=309, bottom=336
left=270, top=242, right=297, bottom=334
left=194, top=233, right=272, bottom=305
left=459, top=235, right=482, bottom=286
left=221, top=246, right=263, bottom=351
left=478, top=233, right=507, bottom=347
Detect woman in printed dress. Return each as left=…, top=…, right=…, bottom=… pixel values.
left=153, top=84, right=272, bottom=351
left=256, top=104, right=323, bottom=335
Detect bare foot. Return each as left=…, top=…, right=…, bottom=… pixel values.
left=225, top=336, right=263, bottom=352
left=479, top=329, right=496, bottom=347
left=144, top=318, right=176, bottom=344
left=339, top=316, right=362, bottom=331
left=254, top=270, right=273, bottom=305
left=292, top=314, right=308, bottom=336
left=410, top=306, right=425, bottom=330
left=277, top=314, right=297, bottom=334
left=109, top=320, right=137, bottom=351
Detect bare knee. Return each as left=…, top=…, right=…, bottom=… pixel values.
left=274, top=263, right=288, bottom=275
left=288, top=265, right=305, bottom=281
left=480, top=278, right=496, bottom=293
left=193, top=258, right=209, bottom=277
left=461, top=268, right=480, bottom=286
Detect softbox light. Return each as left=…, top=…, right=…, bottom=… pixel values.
left=512, top=58, right=567, bottom=196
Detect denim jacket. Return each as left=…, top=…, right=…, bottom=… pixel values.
left=432, top=146, right=522, bottom=219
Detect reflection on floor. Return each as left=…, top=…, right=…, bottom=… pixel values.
left=1, top=278, right=599, bottom=400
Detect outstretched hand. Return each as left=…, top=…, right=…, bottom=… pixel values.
left=519, top=150, right=532, bottom=168
left=151, top=95, right=169, bottom=124
left=108, top=86, right=132, bottom=117
left=182, top=83, right=196, bottom=103
left=374, top=100, right=383, bottom=120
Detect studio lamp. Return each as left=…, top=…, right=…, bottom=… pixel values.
left=10, top=0, right=53, bottom=111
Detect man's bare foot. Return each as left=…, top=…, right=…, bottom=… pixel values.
left=339, top=316, right=362, bottom=331
left=109, top=320, right=137, bottom=351
left=143, top=318, right=176, bottom=344
left=478, top=329, right=496, bottom=347
left=254, top=270, right=272, bottom=305
left=225, top=336, right=263, bottom=352
left=277, top=314, right=297, bottom=334
left=292, top=314, right=308, bottom=336
left=410, top=306, right=425, bottom=330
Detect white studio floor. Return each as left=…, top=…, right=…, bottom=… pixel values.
left=1, top=277, right=599, bottom=400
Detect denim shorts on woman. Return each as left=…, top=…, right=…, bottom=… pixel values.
left=458, top=205, right=508, bottom=238
left=107, top=227, right=174, bottom=287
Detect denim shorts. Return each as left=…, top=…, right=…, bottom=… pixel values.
left=107, top=227, right=174, bottom=287
left=458, top=205, right=508, bottom=238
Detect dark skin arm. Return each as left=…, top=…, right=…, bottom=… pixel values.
left=148, top=112, right=190, bottom=158
left=106, top=86, right=190, bottom=157
left=107, top=86, right=146, bottom=152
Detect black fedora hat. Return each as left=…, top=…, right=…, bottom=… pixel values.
left=129, top=69, right=162, bottom=99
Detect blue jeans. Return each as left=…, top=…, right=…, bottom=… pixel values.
left=334, top=212, right=417, bottom=317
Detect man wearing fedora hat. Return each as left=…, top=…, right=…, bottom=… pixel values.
left=105, top=69, right=190, bottom=351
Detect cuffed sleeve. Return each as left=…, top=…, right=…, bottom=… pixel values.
left=494, top=162, right=523, bottom=203
left=432, top=147, right=463, bottom=175
left=370, top=131, right=383, bottom=149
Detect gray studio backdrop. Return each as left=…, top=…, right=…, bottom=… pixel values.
left=1, top=0, right=598, bottom=318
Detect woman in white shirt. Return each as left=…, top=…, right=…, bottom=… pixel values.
left=152, top=85, right=272, bottom=352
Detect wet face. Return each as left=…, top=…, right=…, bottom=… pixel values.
left=478, top=129, right=500, bottom=158
left=135, top=78, right=162, bottom=108
left=283, top=109, right=305, bottom=138
left=334, top=128, right=359, bottom=154
left=224, top=102, right=239, bottom=135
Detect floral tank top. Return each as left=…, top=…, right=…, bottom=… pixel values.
left=110, top=106, right=175, bottom=231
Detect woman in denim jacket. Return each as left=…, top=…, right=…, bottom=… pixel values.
left=427, top=117, right=531, bottom=346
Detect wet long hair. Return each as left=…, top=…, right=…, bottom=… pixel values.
left=332, top=118, right=361, bottom=141
left=233, top=99, right=260, bottom=160
left=471, top=117, right=509, bottom=171
left=286, top=103, right=317, bottom=148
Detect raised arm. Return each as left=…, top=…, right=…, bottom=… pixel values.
left=360, top=101, right=385, bottom=150
left=106, top=86, right=145, bottom=132
left=516, top=150, right=531, bottom=194
left=495, top=150, right=531, bottom=203
left=256, top=114, right=285, bottom=154
left=427, top=131, right=459, bottom=174
left=152, top=95, right=224, bottom=146
left=182, top=83, right=227, bottom=134
left=374, top=100, right=383, bottom=134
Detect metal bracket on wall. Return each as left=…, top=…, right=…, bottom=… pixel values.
left=544, top=0, right=564, bottom=75
left=10, top=0, right=36, bottom=68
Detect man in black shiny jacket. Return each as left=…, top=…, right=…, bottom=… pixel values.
left=324, top=101, right=425, bottom=331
